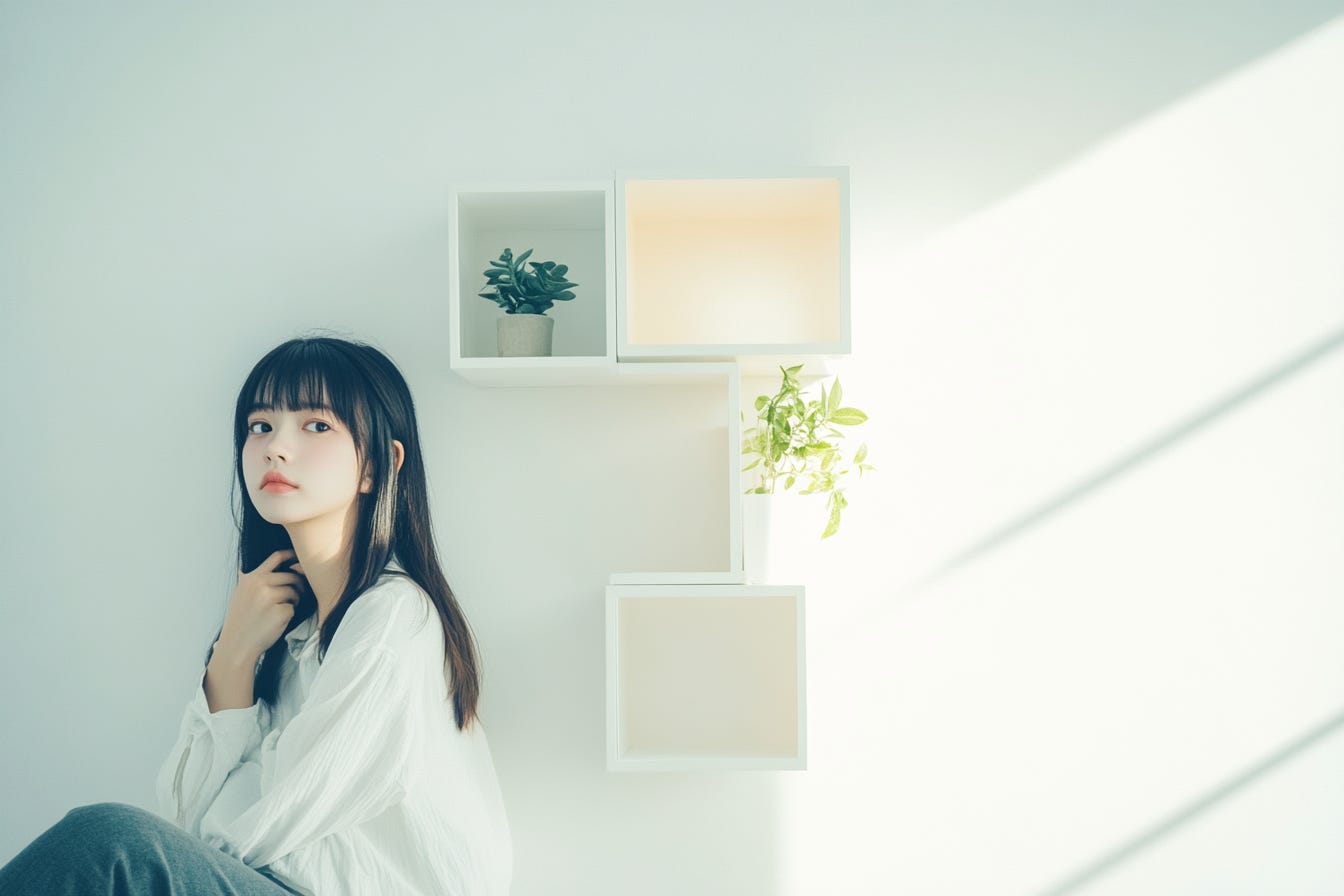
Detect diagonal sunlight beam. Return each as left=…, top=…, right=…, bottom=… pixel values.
left=896, top=319, right=1344, bottom=601
left=1031, top=703, right=1344, bottom=896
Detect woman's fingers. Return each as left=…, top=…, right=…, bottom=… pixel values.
left=268, top=573, right=304, bottom=603
left=266, top=574, right=303, bottom=596
left=264, top=548, right=297, bottom=571
left=244, top=549, right=296, bottom=576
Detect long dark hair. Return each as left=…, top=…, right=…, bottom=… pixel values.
left=206, top=335, right=482, bottom=731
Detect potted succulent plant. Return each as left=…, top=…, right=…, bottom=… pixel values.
left=479, top=247, right=578, bottom=357
left=740, top=363, right=874, bottom=583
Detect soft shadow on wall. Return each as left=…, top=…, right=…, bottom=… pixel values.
left=770, top=17, right=1344, bottom=896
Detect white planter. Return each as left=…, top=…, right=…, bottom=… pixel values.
left=497, top=313, right=555, bottom=356
left=742, top=493, right=774, bottom=584
left=743, top=491, right=831, bottom=584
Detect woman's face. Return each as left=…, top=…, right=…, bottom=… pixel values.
left=241, top=403, right=367, bottom=529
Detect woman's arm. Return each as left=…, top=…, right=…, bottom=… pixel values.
left=156, top=549, right=300, bottom=830
left=204, top=642, right=260, bottom=711
left=153, top=659, right=270, bottom=836
left=202, top=640, right=418, bottom=869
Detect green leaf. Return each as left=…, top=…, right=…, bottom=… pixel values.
left=515, top=248, right=533, bottom=265
left=784, top=474, right=796, bottom=490
left=853, top=443, right=868, bottom=464
left=830, top=408, right=868, bottom=425
left=821, top=505, right=840, bottom=539
left=826, top=378, right=841, bottom=417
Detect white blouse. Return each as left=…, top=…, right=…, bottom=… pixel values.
left=154, top=563, right=513, bottom=895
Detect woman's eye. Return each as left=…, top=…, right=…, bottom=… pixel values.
left=245, top=419, right=331, bottom=434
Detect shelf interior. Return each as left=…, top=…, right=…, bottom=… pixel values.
left=457, top=189, right=608, bottom=360
left=615, top=594, right=800, bottom=758
left=624, top=176, right=842, bottom=348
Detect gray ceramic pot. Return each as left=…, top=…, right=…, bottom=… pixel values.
left=497, top=314, right=555, bottom=357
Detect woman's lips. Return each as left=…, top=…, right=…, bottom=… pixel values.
left=261, top=482, right=298, bottom=493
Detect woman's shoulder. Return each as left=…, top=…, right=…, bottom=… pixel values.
left=338, top=567, right=436, bottom=654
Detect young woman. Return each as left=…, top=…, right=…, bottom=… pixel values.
left=0, top=336, right=513, bottom=895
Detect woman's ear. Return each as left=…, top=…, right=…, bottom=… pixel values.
left=359, top=441, right=405, bottom=494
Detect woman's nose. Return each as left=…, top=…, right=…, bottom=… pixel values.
left=264, top=429, right=292, bottom=462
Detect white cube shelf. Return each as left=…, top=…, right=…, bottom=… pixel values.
left=449, top=182, right=616, bottom=384
left=606, top=582, right=806, bottom=771
left=608, top=571, right=745, bottom=586
left=616, top=167, right=850, bottom=373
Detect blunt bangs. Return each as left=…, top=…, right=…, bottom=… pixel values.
left=236, top=340, right=372, bottom=451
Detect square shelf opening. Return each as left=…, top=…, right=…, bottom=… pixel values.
left=607, top=585, right=806, bottom=770
left=453, top=187, right=613, bottom=362
left=619, top=171, right=847, bottom=356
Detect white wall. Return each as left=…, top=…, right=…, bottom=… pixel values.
left=2, top=3, right=1342, bottom=894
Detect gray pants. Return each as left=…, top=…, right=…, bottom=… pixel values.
left=0, top=802, right=303, bottom=895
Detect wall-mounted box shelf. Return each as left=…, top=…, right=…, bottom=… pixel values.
left=449, top=182, right=616, bottom=381
left=616, top=167, right=850, bottom=374
left=608, top=571, right=745, bottom=586
left=444, top=359, right=738, bottom=389
left=445, top=168, right=848, bottom=775
left=606, top=581, right=806, bottom=771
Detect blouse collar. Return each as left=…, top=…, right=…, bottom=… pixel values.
left=284, top=613, right=318, bottom=660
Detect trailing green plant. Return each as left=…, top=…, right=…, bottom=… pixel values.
left=479, top=247, right=578, bottom=315
left=741, top=363, right=875, bottom=539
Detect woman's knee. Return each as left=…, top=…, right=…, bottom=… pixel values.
left=54, top=802, right=170, bottom=858
left=64, top=801, right=144, bottom=821
left=62, top=801, right=160, bottom=832
left=2, top=803, right=176, bottom=892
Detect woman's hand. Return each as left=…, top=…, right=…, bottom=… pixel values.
left=214, top=549, right=307, bottom=667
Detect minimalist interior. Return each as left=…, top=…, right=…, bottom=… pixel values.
left=4, top=4, right=1342, bottom=895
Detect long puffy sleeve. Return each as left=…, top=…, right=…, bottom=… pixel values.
left=201, top=641, right=418, bottom=870
left=154, top=672, right=269, bottom=836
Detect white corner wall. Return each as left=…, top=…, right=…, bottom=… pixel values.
left=2, top=3, right=1342, bottom=894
